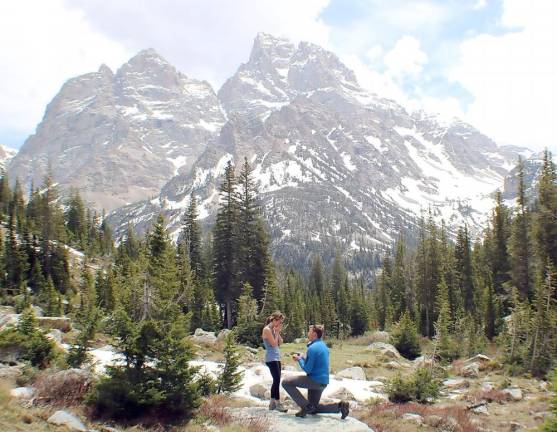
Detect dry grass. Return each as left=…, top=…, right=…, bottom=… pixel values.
left=0, top=379, right=54, bottom=432
left=466, top=388, right=511, bottom=404
left=356, top=401, right=484, bottom=432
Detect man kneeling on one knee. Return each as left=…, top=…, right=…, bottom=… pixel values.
left=282, top=324, right=349, bottom=419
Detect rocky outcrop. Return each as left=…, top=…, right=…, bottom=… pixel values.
left=228, top=407, right=374, bottom=432
left=191, top=328, right=217, bottom=345
left=47, top=410, right=87, bottom=432
left=336, top=367, right=366, bottom=381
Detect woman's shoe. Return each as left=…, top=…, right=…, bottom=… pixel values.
left=275, top=400, right=288, bottom=412
left=269, top=399, right=277, bottom=410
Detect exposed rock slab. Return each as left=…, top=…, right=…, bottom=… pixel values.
left=229, top=407, right=374, bottom=432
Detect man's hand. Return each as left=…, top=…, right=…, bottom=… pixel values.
left=292, top=353, right=301, bottom=361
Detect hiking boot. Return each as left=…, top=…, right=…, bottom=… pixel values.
left=339, top=401, right=350, bottom=419
left=275, top=400, right=288, bottom=413
left=295, top=404, right=316, bottom=418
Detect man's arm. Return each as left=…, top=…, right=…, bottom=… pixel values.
left=298, top=346, right=318, bottom=374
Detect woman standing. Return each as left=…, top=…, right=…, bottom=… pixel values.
left=262, top=311, right=288, bottom=412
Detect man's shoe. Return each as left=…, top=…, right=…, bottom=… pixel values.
left=295, top=404, right=316, bottom=418
left=339, top=400, right=349, bottom=419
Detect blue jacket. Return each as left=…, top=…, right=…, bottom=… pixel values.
left=298, top=339, right=329, bottom=385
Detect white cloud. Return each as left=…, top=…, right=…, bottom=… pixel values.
left=65, top=0, right=331, bottom=87
left=384, top=36, right=428, bottom=78
left=450, top=0, right=557, bottom=149
left=0, top=0, right=330, bottom=147
left=0, top=0, right=131, bottom=143
left=472, top=0, right=487, bottom=10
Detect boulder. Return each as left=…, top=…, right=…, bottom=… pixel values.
left=443, top=378, right=470, bottom=390
left=47, top=328, right=63, bottom=344
left=0, top=313, right=19, bottom=331
left=0, top=364, right=23, bottom=379
left=37, top=316, right=72, bottom=332
left=367, top=342, right=401, bottom=359
left=249, top=383, right=269, bottom=399
left=0, top=345, right=23, bottom=364
left=31, top=305, right=44, bottom=317
left=402, top=413, right=423, bottom=425
left=480, top=381, right=495, bottom=392
left=246, top=347, right=259, bottom=355
left=294, top=338, right=306, bottom=344
left=461, top=362, right=480, bottom=378
left=502, top=388, right=523, bottom=401
left=217, top=329, right=232, bottom=341
left=464, top=354, right=492, bottom=364
left=47, top=410, right=87, bottom=432
left=229, top=407, right=374, bottom=431
left=328, top=386, right=356, bottom=401
left=10, top=387, right=35, bottom=400
left=192, top=328, right=217, bottom=345
left=414, top=355, right=434, bottom=367
left=336, top=367, right=366, bottom=381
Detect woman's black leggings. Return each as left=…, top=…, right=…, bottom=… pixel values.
left=266, top=361, right=282, bottom=400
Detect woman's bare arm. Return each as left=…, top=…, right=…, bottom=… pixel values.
left=262, top=326, right=279, bottom=347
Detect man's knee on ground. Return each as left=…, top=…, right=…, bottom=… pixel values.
left=282, top=376, right=295, bottom=388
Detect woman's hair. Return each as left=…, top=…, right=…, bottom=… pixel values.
left=266, top=311, right=285, bottom=325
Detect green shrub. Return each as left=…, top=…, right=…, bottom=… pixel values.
left=235, top=320, right=263, bottom=348
left=390, top=312, right=421, bottom=360
left=197, top=372, right=218, bottom=396
left=0, top=308, right=56, bottom=369
left=386, top=368, right=440, bottom=404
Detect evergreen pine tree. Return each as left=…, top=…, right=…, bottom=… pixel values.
left=213, top=161, right=240, bottom=328
left=509, top=156, right=533, bottom=299
left=218, top=332, right=243, bottom=393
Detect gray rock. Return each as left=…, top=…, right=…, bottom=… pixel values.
left=47, top=410, right=87, bottom=431
left=481, top=381, right=495, bottom=392
left=249, top=383, right=269, bottom=399
left=31, top=305, right=44, bottom=317
left=0, top=364, right=23, bottom=379
left=461, top=362, right=480, bottom=378
left=370, top=331, right=390, bottom=342
left=217, top=329, right=232, bottom=341
left=503, top=387, right=523, bottom=401
left=0, top=313, right=19, bottom=331
left=336, top=367, right=366, bottom=380
left=10, top=387, right=35, bottom=400
left=367, top=342, right=401, bottom=359
left=328, top=386, right=356, bottom=401
left=294, top=338, right=306, bottom=344
left=192, top=328, right=217, bottom=345
left=47, top=328, right=63, bottom=344
left=402, top=413, right=423, bottom=425
left=229, top=406, right=374, bottom=431
left=464, top=354, right=492, bottom=364
left=443, top=378, right=470, bottom=389
left=508, top=421, right=525, bottom=431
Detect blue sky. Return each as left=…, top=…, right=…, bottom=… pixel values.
left=1, top=0, right=556, bottom=152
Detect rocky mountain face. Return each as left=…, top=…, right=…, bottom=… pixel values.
left=8, top=49, right=225, bottom=211
left=0, top=145, right=17, bottom=171
left=108, top=33, right=531, bottom=275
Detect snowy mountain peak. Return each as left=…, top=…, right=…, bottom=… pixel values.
left=97, top=64, right=114, bottom=77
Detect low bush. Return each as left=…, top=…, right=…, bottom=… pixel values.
left=386, top=368, right=440, bottom=403
left=0, top=308, right=56, bottom=369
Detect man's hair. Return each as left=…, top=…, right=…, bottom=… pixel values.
left=310, top=324, right=324, bottom=339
